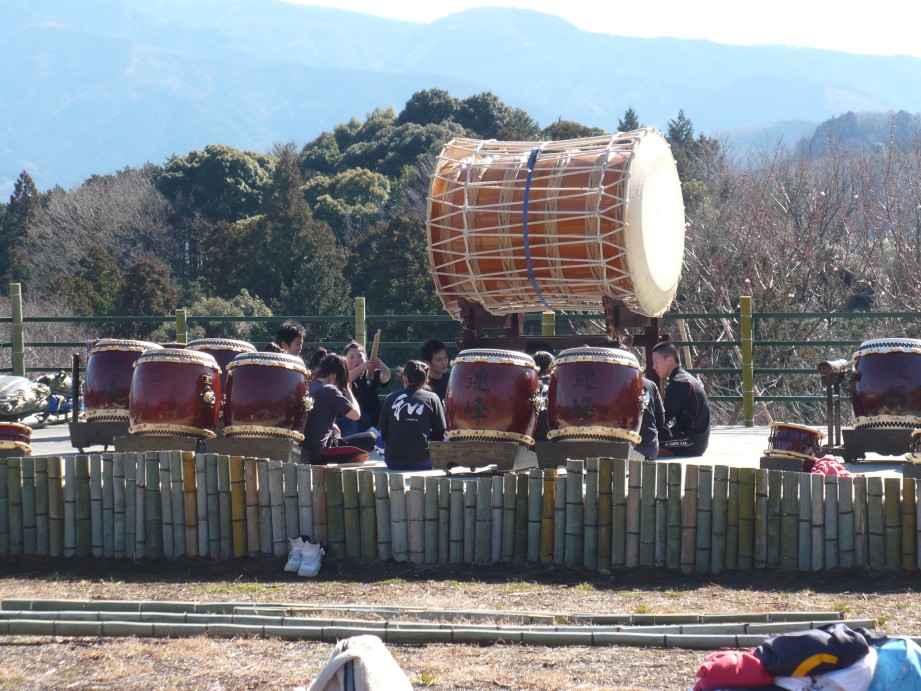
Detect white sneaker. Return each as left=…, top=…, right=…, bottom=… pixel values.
left=297, top=539, right=325, bottom=577
left=284, top=536, right=305, bottom=572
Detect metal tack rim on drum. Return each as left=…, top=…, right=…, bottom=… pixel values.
left=444, top=428, right=536, bottom=447
left=552, top=347, right=641, bottom=370
left=451, top=349, right=538, bottom=369
left=187, top=338, right=257, bottom=352
left=223, top=425, right=305, bottom=443
left=132, top=349, right=221, bottom=370
left=0, top=441, right=33, bottom=453
left=226, top=352, right=310, bottom=376
left=547, top=425, right=642, bottom=444
left=852, top=338, right=921, bottom=359
left=853, top=414, right=921, bottom=430
left=85, top=408, right=130, bottom=423
left=128, top=422, right=216, bottom=439
left=89, top=339, right=162, bottom=353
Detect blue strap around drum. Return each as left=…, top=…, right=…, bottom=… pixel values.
left=523, top=147, right=553, bottom=312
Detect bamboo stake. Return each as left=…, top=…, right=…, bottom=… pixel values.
left=124, top=453, right=136, bottom=560
left=243, top=458, right=258, bottom=556
left=725, top=467, right=739, bottom=569
left=838, top=476, right=854, bottom=569
left=112, top=454, right=125, bottom=559
left=48, top=456, right=64, bottom=558
left=654, top=461, right=667, bottom=570
left=205, top=454, right=220, bottom=558
left=527, top=469, right=542, bottom=563
left=754, top=469, right=768, bottom=569
left=257, top=459, right=272, bottom=556
left=464, top=479, right=477, bottom=563
left=269, top=460, right=288, bottom=558
left=597, top=459, right=613, bottom=572
left=34, top=457, right=49, bottom=556
left=169, top=451, right=185, bottom=558
left=322, top=466, right=344, bottom=552
left=134, top=457, right=146, bottom=559
left=680, top=464, right=699, bottom=575
left=490, top=476, right=503, bottom=564
left=311, top=465, right=328, bottom=547
left=563, top=460, right=584, bottom=566
left=374, top=471, right=392, bottom=561
left=21, top=456, right=36, bottom=555
left=695, top=465, right=712, bottom=573
left=553, top=471, right=565, bottom=565
left=624, top=459, right=640, bottom=568
left=297, top=463, right=313, bottom=540
left=89, top=455, right=102, bottom=557
left=867, top=476, right=884, bottom=570
left=514, top=472, right=528, bottom=563
left=283, top=462, right=299, bottom=544
left=408, top=475, right=425, bottom=564
left=0, top=459, right=8, bottom=556
left=64, top=456, right=76, bottom=558
left=359, top=470, right=378, bottom=560
left=501, top=473, right=516, bottom=563
left=229, top=456, right=245, bottom=557
left=390, top=473, right=408, bottom=562
left=611, top=458, right=627, bottom=569
left=780, top=470, right=798, bottom=571
left=102, top=453, right=114, bottom=558
left=638, top=461, right=656, bottom=568
left=217, top=455, right=231, bottom=559
left=583, top=459, right=599, bottom=571
left=797, top=472, right=812, bottom=571
left=158, top=452, right=173, bottom=559
left=195, top=454, right=209, bottom=556
left=809, top=472, right=824, bottom=571
left=474, top=476, right=492, bottom=565
left=448, top=478, right=463, bottom=563
left=824, top=474, right=839, bottom=569
left=344, top=468, right=361, bottom=558
left=438, top=477, right=450, bottom=563
left=424, top=476, right=439, bottom=564
left=737, top=468, right=755, bottom=570
left=75, top=455, right=92, bottom=557
left=182, top=452, right=198, bottom=558
left=711, top=465, right=729, bottom=573
left=902, top=477, right=916, bottom=569
left=145, top=452, right=163, bottom=558
left=8, top=458, right=22, bottom=556
left=884, top=476, right=901, bottom=570
left=854, top=476, right=868, bottom=568
left=766, top=469, right=783, bottom=568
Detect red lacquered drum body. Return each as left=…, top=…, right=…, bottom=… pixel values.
left=128, top=349, right=222, bottom=439
left=546, top=347, right=644, bottom=443
left=851, top=338, right=921, bottom=429
left=445, top=349, right=540, bottom=445
left=0, top=422, right=32, bottom=453
left=763, top=422, right=826, bottom=462
left=186, top=338, right=257, bottom=389
left=84, top=339, right=162, bottom=422
left=223, top=352, right=311, bottom=442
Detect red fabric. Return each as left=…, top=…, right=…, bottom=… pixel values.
left=694, top=649, right=774, bottom=691
left=321, top=445, right=369, bottom=463
left=811, top=455, right=851, bottom=477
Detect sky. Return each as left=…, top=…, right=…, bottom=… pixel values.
left=284, top=0, right=921, bottom=59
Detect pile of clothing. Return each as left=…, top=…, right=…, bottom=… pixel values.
left=692, top=623, right=921, bottom=690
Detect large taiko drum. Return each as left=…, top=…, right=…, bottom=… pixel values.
left=83, top=339, right=162, bottom=422
left=186, top=338, right=257, bottom=389
left=763, top=422, right=826, bottom=462
left=445, top=349, right=541, bottom=446
left=426, top=129, right=685, bottom=320
left=128, top=349, right=222, bottom=439
left=546, top=347, right=644, bottom=443
left=851, top=338, right=921, bottom=429
left=222, top=351, right=312, bottom=442
left=0, top=422, right=32, bottom=454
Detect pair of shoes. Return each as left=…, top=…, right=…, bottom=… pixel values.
left=284, top=536, right=305, bottom=573
left=284, top=535, right=325, bottom=577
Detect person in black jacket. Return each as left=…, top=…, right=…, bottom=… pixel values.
left=651, top=341, right=710, bottom=457
left=378, top=360, right=447, bottom=471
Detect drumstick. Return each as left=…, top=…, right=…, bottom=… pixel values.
left=365, top=329, right=382, bottom=379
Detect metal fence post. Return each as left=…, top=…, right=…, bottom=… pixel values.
left=10, top=283, right=25, bottom=376
left=740, top=295, right=754, bottom=427
left=354, top=297, right=366, bottom=349
left=541, top=311, right=555, bottom=337
left=175, top=309, right=187, bottom=345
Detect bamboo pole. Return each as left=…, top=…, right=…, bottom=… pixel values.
left=257, top=459, right=272, bottom=556
left=89, top=455, right=102, bottom=557
left=553, top=471, right=565, bottom=565
left=474, top=476, right=492, bottom=565
left=424, top=476, right=439, bottom=564
left=583, top=459, right=599, bottom=571
left=344, top=464, right=361, bottom=558
left=448, top=478, right=463, bottom=563
left=780, top=470, right=798, bottom=571
left=654, top=461, right=667, bottom=569
left=217, top=455, right=231, bottom=559
left=824, top=474, right=839, bottom=569
left=695, top=465, right=712, bottom=573
left=359, top=470, right=378, bottom=560
left=0, top=458, right=8, bottom=556
left=324, top=466, right=346, bottom=557
left=8, top=458, right=22, bottom=556
left=408, top=475, right=425, bottom=564
left=527, top=469, right=542, bottom=564
left=34, top=457, right=49, bottom=556
left=159, top=452, right=174, bottom=559
left=884, top=476, right=901, bottom=570
left=75, top=455, right=91, bottom=557
left=638, top=461, right=656, bottom=568
left=170, top=451, right=185, bottom=558
left=766, top=469, right=782, bottom=568
left=514, top=472, right=528, bottom=563
left=102, top=453, right=114, bottom=558
left=665, top=462, right=682, bottom=571
left=124, top=453, right=137, bottom=560
left=438, top=477, right=451, bottom=563
left=229, top=456, right=245, bottom=557
left=867, top=476, right=885, bottom=570
left=145, top=452, right=163, bottom=558
left=490, top=476, right=503, bottom=564
left=113, top=454, right=126, bottom=559
left=21, top=456, right=36, bottom=555
left=283, top=462, right=299, bottom=545
left=48, top=456, right=64, bottom=558
left=902, top=478, right=916, bottom=569
left=611, top=458, right=627, bottom=569
left=311, top=465, right=328, bottom=547
left=64, top=456, right=78, bottom=558
left=269, top=460, right=288, bottom=558
left=390, top=473, right=408, bottom=562
left=205, top=454, right=220, bottom=558
left=563, top=460, right=584, bottom=566
left=464, top=479, right=477, bottom=563
left=753, top=469, right=768, bottom=569
left=797, top=472, right=812, bottom=571
left=243, top=458, right=258, bottom=556
left=374, top=471, right=392, bottom=561
left=838, top=476, right=854, bottom=569
left=725, top=467, right=739, bottom=569
left=854, top=475, right=868, bottom=568
left=711, top=465, right=728, bottom=573
left=624, top=459, right=640, bottom=568
left=809, top=472, right=824, bottom=571
left=182, top=452, right=198, bottom=558
left=597, top=459, right=613, bottom=573
left=737, top=468, right=755, bottom=570
left=297, top=463, right=313, bottom=540
left=680, top=464, right=699, bottom=575
left=134, top=457, right=146, bottom=559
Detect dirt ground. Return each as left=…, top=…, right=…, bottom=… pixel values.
left=1, top=557, right=919, bottom=690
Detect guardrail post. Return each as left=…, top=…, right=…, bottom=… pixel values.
left=175, top=309, right=188, bottom=345
left=740, top=295, right=754, bottom=427
left=10, top=283, right=26, bottom=376
left=354, top=296, right=366, bottom=349
left=541, top=311, right=555, bottom=337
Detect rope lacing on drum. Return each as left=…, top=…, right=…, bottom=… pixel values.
left=523, top=145, right=554, bottom=312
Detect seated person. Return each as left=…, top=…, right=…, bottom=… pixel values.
left=651, top=341, right=711, bottom=457
left=636, top=375, right=665, bottom=460
left=338, top=341, right=391, bottom=436
left=273, top=320, right=306, bottom=358
left=378, top=360, right=446, bottom=471
left=420, top=338, right=450, bottom=403
left=302, top=354, right=377, bottom=464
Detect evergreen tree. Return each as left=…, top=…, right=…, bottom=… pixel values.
left=618, top=108, right=641, bottom=132
left=1, top=171, right=39, bottom=286
left=117, top=258, right=178, bottom=338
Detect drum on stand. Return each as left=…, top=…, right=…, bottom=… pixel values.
left=850, top=338, right=921, bottom=429
left=546, top=347, right=644, bottom=443
left=186, top=338, right=257, bottom=390
left=83, top=339, right=162, bottom=422
left=222, top=351, right=311, bottom=442
left=0, top=422, right=32, bottom=453
left=445, top=349, right=541, bottom=446
left=427, top=128, right=685, bottom=319
left=763, top=422, right=826, bottom=462
left=128, top=349, right=222, bottom=439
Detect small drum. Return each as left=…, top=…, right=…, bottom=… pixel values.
left=128, top=349, right=222, bottom=439
left=427, top=129, right=685, bottom=320
left=187, top=338, right=257, bottom=389
left=763, top=422, right=826, bottom=462
left=546, top=347, right=644, bottom=443
left=84, top=339, right=162, bottom=422
left=445, top=349, right=541, bottom=446
left=223, top=351, right=312, bottom=442
left=851, top=338, right=921, bottom=429
left=0, top=422, right=32, bottom=454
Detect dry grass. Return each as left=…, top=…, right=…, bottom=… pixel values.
left=1, top=557, right=920, bottom=690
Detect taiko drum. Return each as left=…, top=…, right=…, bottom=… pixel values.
left=128, top=349, right=222, bottom=439
left=850, top=338, right=921, bottom=429
left=763, top=422, right=826, bottom=462
left=222, top=351, right=311, bottom=442
left=186, top=338, right=257, bottom=389
left=83, top=339, right=162, bottom=422
left=426, top=129, right=685, bottom=320
left=445, top=349, right=540, bottom=445
left=546, top=347, right=644, bottom=443
left=0, top=422, right=32, bottom=453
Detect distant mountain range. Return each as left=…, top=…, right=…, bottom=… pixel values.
left=4, top=0, right=921, bottom=195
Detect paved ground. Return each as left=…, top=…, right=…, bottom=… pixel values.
left=14, top=418, right=907, bottom=477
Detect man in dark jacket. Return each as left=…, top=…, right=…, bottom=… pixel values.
left=651, top=341, right=710, bottom=457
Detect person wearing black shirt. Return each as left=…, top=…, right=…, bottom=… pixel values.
left=378, top=360, right=446, bottom=471
left=636, top=376, right=665, bottom=460
left=342, top=341, right=391, bottom=434
left=421, top=338, right=450, bottom=403
left=651, top=341, right=711, bottom=457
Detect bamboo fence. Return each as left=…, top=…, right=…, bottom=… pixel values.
left=1, top=453, right=918, bottom=573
